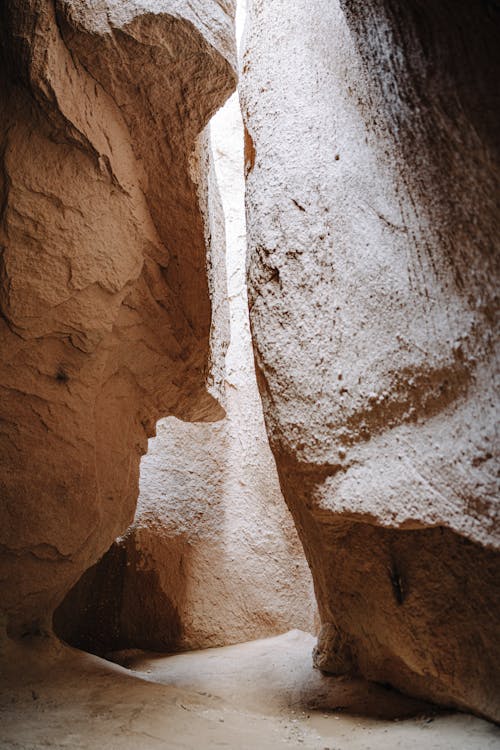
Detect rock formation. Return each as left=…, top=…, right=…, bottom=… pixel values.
left=54, top=89, right=317, bottom=656
left=241, top=0, right=500, bottom=721
left=0, top=0, right=237, bottom=637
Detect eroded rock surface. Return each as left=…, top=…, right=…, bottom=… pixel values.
left=241, top=0, right=500, bottom=720
left=0, top=0, right=236, bottom=636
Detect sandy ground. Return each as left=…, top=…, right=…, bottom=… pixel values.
left=1, top=630, right=498, bottom=749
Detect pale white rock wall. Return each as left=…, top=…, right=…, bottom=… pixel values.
left=241, top=0, right=498, bottom=545
left=240, top=0, right=499, bottom=721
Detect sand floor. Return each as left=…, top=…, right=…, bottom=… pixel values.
left=1, top=630, right=499, bottom=749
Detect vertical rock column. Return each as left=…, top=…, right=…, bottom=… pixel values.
left=0, top=0, right=237, bottom=637
left=241, top=0, right=499, bottom=720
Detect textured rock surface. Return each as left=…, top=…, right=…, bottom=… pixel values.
left=54, top=84, right=318, bottom=655
left=0, top=0, right=236, bottom=636
left=241, top=0, right=500, bottom=720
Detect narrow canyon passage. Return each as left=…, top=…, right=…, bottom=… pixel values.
left=52, top=0, right=317, bottom=658
left=0, top=0, right=499, bottom=748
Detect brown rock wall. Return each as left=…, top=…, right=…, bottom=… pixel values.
left=0, top=0, right=236, bottom=636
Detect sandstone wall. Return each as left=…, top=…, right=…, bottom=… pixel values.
left=0, top=0, right=236, bottom=637
left=55, top=83, right=318, bottom=655
left=241, top=0, right=499, bottom=720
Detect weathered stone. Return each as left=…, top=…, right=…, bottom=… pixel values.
left=241, top=0, right=499, bottom=720
left=0, top=0, right=236, bottom=636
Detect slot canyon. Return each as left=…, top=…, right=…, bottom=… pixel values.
left=0, top=1, right=499, bottom=748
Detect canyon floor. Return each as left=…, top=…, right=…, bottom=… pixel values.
left=1, top=630, right=498, bottom=749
